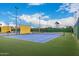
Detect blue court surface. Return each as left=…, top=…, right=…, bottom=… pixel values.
left=4, top=33, right=62, bottom=43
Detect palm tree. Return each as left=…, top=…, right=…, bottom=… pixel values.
left=55, top=21, right=59, bottom=28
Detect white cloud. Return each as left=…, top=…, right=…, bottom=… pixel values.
left=9, top=22, right=16, bottom=27
left=28, top=3, right=44, bottom=6
left=7, top=11, right=16, bottom=17
left=46, top=17, right=76, bottom=28
left=0, top=11, right=76, bottom=28
left=1, top=11, right=16, bottom=18
left=58, top=17, right=76, bottom=27
left=0, top=21, right=16, bottom=27
left=0, top=13, right=76, bottom=28
left=57, top=3, right=79, bottom=19
left=19, top=13, right=50, bottom=28
left=19, top=13, right=76, bottom=28
left=0, top=21, right=7, bottom=26
left=19, top=13, right=48, bottom=25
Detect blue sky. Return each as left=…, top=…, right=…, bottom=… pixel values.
left=0, top=3, right=76, bottom=28
left=0, top=3, right=73, bottom=19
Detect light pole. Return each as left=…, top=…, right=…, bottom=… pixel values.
left=15, top=6, right=19, bottom=35
left=39, top=16, right=41, bottom=33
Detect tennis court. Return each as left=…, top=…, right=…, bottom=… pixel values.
left=4, top=33, right=62, bottom=43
